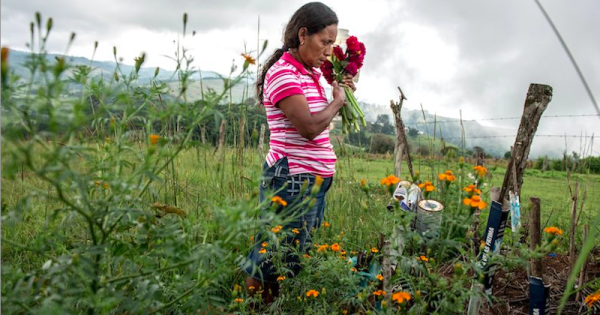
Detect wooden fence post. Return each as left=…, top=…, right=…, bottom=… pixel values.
left=499, top=84, right=553, bottom=202
left=390, top=86, right=414, bottom=179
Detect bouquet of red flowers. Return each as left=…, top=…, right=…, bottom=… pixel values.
left=320, top=35, right=366, bottom=133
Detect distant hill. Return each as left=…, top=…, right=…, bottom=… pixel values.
left=6, top=50, right=515, bottom=157
left=7, top=49, right=251, bottom=102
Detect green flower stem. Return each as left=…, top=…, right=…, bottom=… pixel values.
left=340, top=86, right=366, bottom=134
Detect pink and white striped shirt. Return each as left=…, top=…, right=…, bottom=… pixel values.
left=263, top=52, right=336, bottom=177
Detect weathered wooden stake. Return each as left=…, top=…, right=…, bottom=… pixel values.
left=258, top=124, right=266, bottom=152
left=530, top=197, right=543, bottom=278
left=576, top=225, right=589, bottom=303
left=569, top=182, right=579, bottom=274
left=390, top=86, right=415, bottom=179
left=499, top=84, right=553, bottom=202
left=216, top=119, right=226, bottom=154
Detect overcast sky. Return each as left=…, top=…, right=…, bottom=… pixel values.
left=2, top=0, right=599, bottom=157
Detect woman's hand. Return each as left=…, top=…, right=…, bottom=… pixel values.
left=332, top=81, right=346, bottom=105
left=341, top=74, right=357, bottom=91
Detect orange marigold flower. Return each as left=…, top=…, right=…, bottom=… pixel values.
left=350, top=267, right=357, bottom=272
left=241, top=53, right=255, bottom=65
left=102, top=182, right=109, bottom=189
left=371, top=247, right=379, bottom=253
left=258, top=248, right=267, bottom=254
left=418, top=181, right=435, bottom=192
left=149, top=134, right=160, bottom=145
left=306, top=289, right=319, bottom=298
left=248, top=285, right=255, bottom=290
left=303, top=253, right=311, bottom=259
left=292, top=228, right=300, bottom=234
left=234, top=298, right=244, bottom=303
left=380, top=175, right=400, bottom=186
left=339, top=250, right=347, bottom=256
left=360, top=178, right=367, bottom=186
left=271, top=196, right=288, bottom=207
left=543, top=226, right=563, bottom=235
left=317, top=244, right=329, bottom=252
left=464, top=195, right=487, bottom=209
left=376, top=274, right=384, bottom=281
left=315, top=175, right=324, bottom=186
left=331, top=243, right=340, bottom=252
left=1, top=47, right=9, bottom=65
left=323, top=221, right=330, bottom=227
left=261, top=242, right=268, bottom=248
left=473, top=165, right=488, bottom=177
left=585, top=291, right=600, bottom=307
left=277, top=275, right=286, bottom=281
left=249, top=235, right=254, bottom=242
left=418, top=255, right=429, bottom=262
left=438, top=170, right=457, bottom=182
left=373, top=290, right=386, bottom=296
left=463, top=184, right=482, bottom=195
left=271, top=225, right=283, bottom=233
left=392, top=291, right=411, bottom=304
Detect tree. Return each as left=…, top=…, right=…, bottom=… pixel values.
left=408, top=127, right=419, bottom=138
left=369, top=134, right=395, bottom=154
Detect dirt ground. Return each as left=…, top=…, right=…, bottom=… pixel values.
left=479, top=253, right=600, bottom=315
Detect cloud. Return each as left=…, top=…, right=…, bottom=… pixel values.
left=1, top=0, right=598, bottom=156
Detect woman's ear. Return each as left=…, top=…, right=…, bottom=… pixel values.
left=297, top=27, right=308, bottom=45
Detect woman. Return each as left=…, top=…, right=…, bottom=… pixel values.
left=243, top=2, right=356, bottom=303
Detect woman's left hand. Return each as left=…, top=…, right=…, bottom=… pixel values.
left=341, top=74, right=357, bottom=92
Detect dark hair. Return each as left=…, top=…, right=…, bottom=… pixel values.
left=256, top=2, right=338, bottom=104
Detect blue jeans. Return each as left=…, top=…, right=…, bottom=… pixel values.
left=243, top=157, right=333, bottom=283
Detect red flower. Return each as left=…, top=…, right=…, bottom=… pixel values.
left=320, top=60, right=335, bottom=84
left=333, top=46, right=345, bottom=61
left=346, top=36, right=360, bottom=53
left=344, top=62, right=358, bottom=76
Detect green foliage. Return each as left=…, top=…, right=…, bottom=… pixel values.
left=2, top=12, right=600, bottom=315
left=369, top=134, right=395, bottom=154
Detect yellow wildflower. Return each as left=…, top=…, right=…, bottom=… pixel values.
left=261, top=242, right=268, bottom=248
left=292, top=228, right=300, bottom=234
left=376, top=274, right=384, bottom=281
left=418, top=255, right=429, bottom=262
left=360, top=178, right=367, bottom=186
left=258, top=248, right=267, bottom=254
left=371, top=247, right=379, bottom=253
left=315, top=175, right=324, bottom=186
left=234, top=298, right=244, bottom=303
left=277, top=275, right=286, bottom=281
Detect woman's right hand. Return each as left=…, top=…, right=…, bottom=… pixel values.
left=332, top=81, right=346, bottom=106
